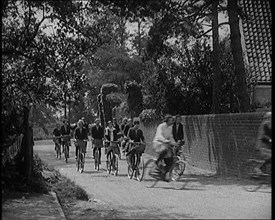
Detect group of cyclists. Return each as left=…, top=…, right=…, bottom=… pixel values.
left=52, top=111, right=272, bottom=182
left=52, top=114, right=186, bottom=179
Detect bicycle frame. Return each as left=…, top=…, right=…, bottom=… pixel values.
left=75, top=139, right=87, bottom=173
left=144, top=143, right=187, bottom=189
left=105, top=141, right=120, bottom=175
left=240, top=158, right=271, bottom=192
left=126, top=142, right=145, bottom=181
left=62, top=135, right=71, bottom=163
left=53, top=136, right=61, bottom=159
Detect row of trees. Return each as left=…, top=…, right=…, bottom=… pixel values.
left=2, top=0, right=252, bottom=177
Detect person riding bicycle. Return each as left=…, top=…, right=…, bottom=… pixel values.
left=254, top=112, right=272, bottom=174
left=105, top=120, right=120, bottom=163
left=120, top=117, right=128, bottom=133
left=152, top=114, right=179, bottom=181
left=172, top=114, right=185, bottom=156
left=113, top=118, right=121, bottom=134
left=53, top=123, right=61, bottom=152
left=60, top=119, right=72, bottom=153
left=74, top=120, right=88, bottom=160
left=121, top=118, right=134, bottom=154
left=91, top=118, right=104, bottom=164
left=81, top=117, right=90, bottom=135
left=126, top=117, right=145, bottom=167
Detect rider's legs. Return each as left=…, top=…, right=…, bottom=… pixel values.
left=75, top=145, right=79, bottom=159
left=94, top=146, right=102, bottom=164
left=93, top=147, right=96, bottom=159
left=155, top=147, right=173, bottom=177
left=61, top=141, right=65, bottom=153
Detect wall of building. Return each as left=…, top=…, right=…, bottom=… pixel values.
left=141, top=112, right=267, bottom=176
left=253, top=85, right=271, bottom=105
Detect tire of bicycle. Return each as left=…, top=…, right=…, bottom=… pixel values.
left=169, top=160, right=188, bottom=190
left=76, top=149, right=81, bottom=172
left=144, top=159, right=159, bottom=188
left=127, top=155, right=134, bottom=179
left=136, top=156, right=145, bottom=182
left=64, top=144, right=69, bottom=163
left=240, top=160, right=264, bottom=192
left=94, top=148, right=100, bottom=171
left=56, top=143, right=61, bottom=159
left=80, top=152, right=85, bottom=173
left=113, top=154, right=119, bottom=176
left=106, top=151, right=112, bottom=174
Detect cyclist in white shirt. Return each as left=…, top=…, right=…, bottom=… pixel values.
left=152, top=114, right=179, bottom=180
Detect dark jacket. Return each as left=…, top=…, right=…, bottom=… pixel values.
left=127, top=128, right=144, bottom=142
left=53, top=128, right=61, bottom=137
left=91, top=125, right=104, bottom=140
left=114, top=123, right=120, bottom=133
left=124, top=124, right=133, bottom=137
left=60, top=124, right=72, bottom=136
left=172, top=122, right=184, bottom=142
left=74, top=127, right=88, bottom=140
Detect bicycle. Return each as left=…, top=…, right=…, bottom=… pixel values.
left=239, top=158, right=271, bottom=192
left=93, top=139, right=103, bottom=171
left=126, top=142, right=146, bottom=181
left=144, top=143, right=188, bottom=190
left=53, top=136, right=61, bottom=159
left=62, top=134, right=71, bottom=163
left=105, top=140, right=120, bottom=176
left=74, top=139, right=88, bottom=173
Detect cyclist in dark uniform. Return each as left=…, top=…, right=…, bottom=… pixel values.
left=53, top=123, right=61, bottom=152
left=255, top=112, right=272, bottom=174
left=126, top=117, right=145, bottom=167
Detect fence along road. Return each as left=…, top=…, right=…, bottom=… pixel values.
left=34, top=139, right=271, bottom=219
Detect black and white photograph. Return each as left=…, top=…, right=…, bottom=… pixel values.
left=2, top=0, right=271, bottom=219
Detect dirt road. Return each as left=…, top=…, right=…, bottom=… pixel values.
left=34, top=140, right=271, bottom=219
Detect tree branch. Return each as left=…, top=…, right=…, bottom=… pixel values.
left=196, top=21, right=229, bottom=38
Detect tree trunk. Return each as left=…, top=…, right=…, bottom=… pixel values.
left=22, top=106, right=33, bottom=178
left=228, top=0, right=250, bottom=112
left=137, top=19, right=142, bottom=56
left=211, top=0, right=221, bottom=114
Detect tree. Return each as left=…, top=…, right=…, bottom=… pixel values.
left=1, top=0, right=122, bottom=177
left=125, top=81, right=143, bottom=118
left=211, top=0, right=221, bottom=113
left=227, top=0, right=250, bottom=112
left=98, top=83, right=119, bottom=127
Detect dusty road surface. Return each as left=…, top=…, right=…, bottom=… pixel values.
left=34, top=140, right=271, bottom=219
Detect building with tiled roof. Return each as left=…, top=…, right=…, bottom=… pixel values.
left=239, top=0, right=272, bottom=108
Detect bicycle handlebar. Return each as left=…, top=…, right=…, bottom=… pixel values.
left=74, top=139, right=88, bottom=142
left=105, top=140, right=120, bottom=143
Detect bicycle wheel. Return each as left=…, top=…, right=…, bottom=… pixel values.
left=76, top=149, right=81, bottom=172
left=113, top=154, right=119, bottom=176
left=106, top=151, right=112, bottom=174
left=127, top=155, right=134, bottom=179
left=170, top=160, right=188, bottom=190
left=80, top=153, right=85, bottom=173
left=64, top=145, right=69, bottom=163
left=144, top=159, right=159, bottom=188
left=56, top=143, right=61, bottom=159
left=94, top=148, right=100, bottom=171
left=240, top=160, right=263, bottom=192
left=136, top=156, right=145, bottom=182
